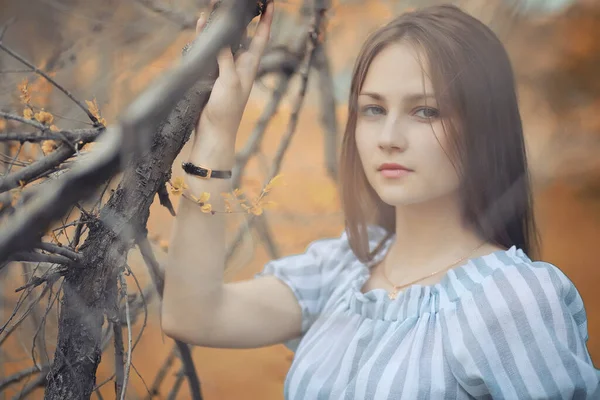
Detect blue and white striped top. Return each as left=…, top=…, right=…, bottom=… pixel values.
left=256, top=225, right=600, bottom=399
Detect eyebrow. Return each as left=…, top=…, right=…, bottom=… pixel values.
left=358, top=92, right=437, bottom=102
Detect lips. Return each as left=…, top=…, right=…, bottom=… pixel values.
left=377, top=163, right=413, bottom=179
left=377, top=163, right=413, bottom=172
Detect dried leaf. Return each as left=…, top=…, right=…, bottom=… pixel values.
left=42, top=140, right=58, bottom=154
left=159, top=240, right=169, bottom=251
left=260, top=200, right=277, bottom=209
left=23, top=108, right=34, bottom=119
left=250, top=205, right=263, bottom=216
left=18, top=78, right=31, bottom=105
left=169, top=177, right=188, bottom=195
left=49, top=124, right=59, bottom=132
left=10, top=189, right=21, bottom=207
left=224, top=198, right=233, bottom=213
left=0, top=119, right=6, bottom=131
left=82, top=142, right=95, bottom=151
left=85, top=98, right=107, bottom=125
left=263, top=174, right=285, bottom=193
left=35, top=110, right=54, bottom=125
left=200, top=204, right=212, bottom=213
left=198, top=192, right=210, bottom=203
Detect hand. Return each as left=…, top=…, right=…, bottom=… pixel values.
left=195, top=1, right=274, bottom=140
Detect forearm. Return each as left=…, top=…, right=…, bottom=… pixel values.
left=161, top=130, right=235, bottom=331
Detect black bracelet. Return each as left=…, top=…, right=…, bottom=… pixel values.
left=182, top=162, right=232, bottom=179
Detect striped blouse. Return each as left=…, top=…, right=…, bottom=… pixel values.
left=256, top=225, right=600, bottom=399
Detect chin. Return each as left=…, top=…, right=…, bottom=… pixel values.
left=375, top=187, right=424, bottom=207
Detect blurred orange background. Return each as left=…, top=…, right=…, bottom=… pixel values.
left=1, top=0, right=599, bottom=398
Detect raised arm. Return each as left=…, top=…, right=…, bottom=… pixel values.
left=161, top=2, right=303, bottom=349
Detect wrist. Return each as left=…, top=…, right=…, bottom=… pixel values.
left=189, top=133, right=236, bottom=170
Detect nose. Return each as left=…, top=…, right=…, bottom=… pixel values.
left=377, top=115, right=407, bottom=152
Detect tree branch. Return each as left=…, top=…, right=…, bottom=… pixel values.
left=6, top=251, right=75, bottom=266
left=0, top=128, right=102, bottom=144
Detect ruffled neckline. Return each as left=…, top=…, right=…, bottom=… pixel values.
left=346, top=227, right=531, bottom=321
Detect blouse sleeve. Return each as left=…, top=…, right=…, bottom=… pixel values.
left=254, top=231, right=350, bottom=351
left=441, top=261, right=600, bottom=399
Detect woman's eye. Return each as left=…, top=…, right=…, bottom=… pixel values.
left=360, top=105, right=385, bottom=117
left=413, top=107, right=439, bottom=119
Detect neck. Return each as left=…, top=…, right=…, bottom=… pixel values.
left=386, top=193, right=486, bottom=274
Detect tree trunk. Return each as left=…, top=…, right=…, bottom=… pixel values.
left=43, top=1, right=266, bottom=398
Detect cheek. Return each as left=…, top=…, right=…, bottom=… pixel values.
left=354, top=127, right=373, bottom=164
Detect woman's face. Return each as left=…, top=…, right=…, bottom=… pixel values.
left=355, top=41, right=460, bottom=207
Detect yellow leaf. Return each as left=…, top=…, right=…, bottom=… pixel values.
left=260, top=200, right=277, bottom=209
left=233, top=188, right=244, bottom=197
left=148, top=232, right=160, bottom=242
left=159, top=240, right=169, bottom=251
left=224, top=199, right=233, bottom=213
left=18, top=78, right=31, bottom=105
left=169, top=177, right=188, bottom=195
left=23, top=108, right=33, bottom=119
left=263, top=174, right=285, bottom=193
left=18, top=180, right=26, bottom=188
left=200, top=204, right=212, bottom=213
left=198, top=192, right=210, bottom=203
left=240, top=203, right=250, bottom=211
left=35, top=110, right=54, bottom=125
left=0, top=119, right=6, bottom=132
left=250, top=205, right=263, bottom=216
left=42, top=140, right=58, bottom=153
left=10, top=189, right=21, bottom=206
left=86, top=98, right=107, bottom=125
left=82, top=142, right=95, bottom=151
left=49, top=124, right=59, bottom=132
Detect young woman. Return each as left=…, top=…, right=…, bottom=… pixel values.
left=162, top=3, right=600, bottom=398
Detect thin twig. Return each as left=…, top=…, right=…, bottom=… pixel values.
left=134, top=0, right=199, bottom=29
left=175, top=341, right=202, bottom=400
left=11, top=372, right=46, bottom=400
left=0, top=111, right=46, bottom=130
left=137, top=235, right=164, bottom=295
left=118, top=271, right=132, bottom=400
left=0, top=284, right=50, bottom=346
left=166, top=370, right=186, bottom=400
left=146, top=346, right=177, bottom=399
left=228, top=5, right=326, bottom=259
left=113, top=312, right=125, bottom=399
left=0, top=44, right=100, bottom=125
left=0, top=365, right=46, bottom=391
left=0, top=17, right=16, bottom=41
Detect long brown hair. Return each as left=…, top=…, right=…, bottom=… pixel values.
left=339, top=4, right=540, bottom=263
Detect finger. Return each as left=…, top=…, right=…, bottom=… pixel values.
left=247, top=1, right=274, bottom=58
left=216, top=47, right=237, bottom=82
left=236, top=2, right=274, bottom=82
left=195, top=12, right=207, bottom=35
